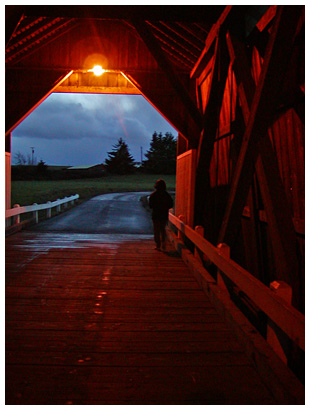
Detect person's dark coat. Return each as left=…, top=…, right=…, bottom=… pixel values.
left=149, top=189, right=173, bottom=221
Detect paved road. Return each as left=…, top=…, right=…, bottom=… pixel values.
left=30, top=192, right=154, bottom=235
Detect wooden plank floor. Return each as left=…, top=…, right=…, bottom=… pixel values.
left=6, top=232, right=276, bottom=405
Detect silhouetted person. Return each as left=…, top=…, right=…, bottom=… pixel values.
left=149, top=179, right=173, bottom=251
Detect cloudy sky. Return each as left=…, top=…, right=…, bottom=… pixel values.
left=11, top=93, right=177, bottom=166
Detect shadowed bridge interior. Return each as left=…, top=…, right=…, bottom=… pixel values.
left=5, top=5, right=305, bottom=405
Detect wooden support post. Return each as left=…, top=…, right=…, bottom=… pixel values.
left=46, top=202, right=51, bottom=218
left=33, top=203, right=38, bottom=223
left=217, top=243, right=230, bottom=295
left=267, top=281, right=292, bottom=364
left=177, top=133, right=188, bottom=156
left=64, top=197, right=68, bottom=208
left=177, top=215, right=185, bottom=243
left=56, top=200, right=61, bottom=213
left=13, top=204, right=20, bottom=225
left=194, top=225, right=204, bottom=262
left=195, top=31, right=230, bottom=224
left=196, top=33, right=230, bottom=167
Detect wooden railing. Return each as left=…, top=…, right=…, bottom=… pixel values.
left=5, top=194, right=79, bottom=226
left=169, top=213, right=305, bottom=352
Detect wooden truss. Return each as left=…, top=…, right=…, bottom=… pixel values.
left=131, top=5, right=304, bottom=305
left=191, top=5, right=304, bottom=304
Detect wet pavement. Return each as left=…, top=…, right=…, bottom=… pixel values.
left=30, top=192, right=153, bottom=235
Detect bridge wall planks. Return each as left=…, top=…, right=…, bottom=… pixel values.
left=175, top=149, right=196, bottom=227
left=195, top=6, right=304, bottom=310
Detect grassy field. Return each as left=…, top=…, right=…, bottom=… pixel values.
left=11, top=174, right=176, bottom=207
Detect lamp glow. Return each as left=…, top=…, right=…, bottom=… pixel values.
left=90, top=65, right=105, bottom=76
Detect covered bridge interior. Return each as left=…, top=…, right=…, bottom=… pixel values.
left=5, top=5, right=305, bottom=400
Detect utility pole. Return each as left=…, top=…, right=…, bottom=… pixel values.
left=140, top=146, right=143, bottom=164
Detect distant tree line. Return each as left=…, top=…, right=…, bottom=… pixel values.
left=11, top=131, right=177, bottom=180
left=104, top=132, right=177, bottom=175
left=11, top=162, right=106, bottom=181
left=142, top=131, right=177, bottom=174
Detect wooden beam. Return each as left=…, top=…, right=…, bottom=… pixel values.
left=255, top=140, right=299, bottom=286
left=225, top=32, right=254, bottom=118
left=177, top=133, right=188, bottom=156
left=256, top=5, right=277, bottom=31
left=161, top=21, right=204, bottom=52
left=190, top=5, right=233, bottom=79
left=6, top=18, right=77, bottom=65
left=226, top=28, right=302, bottom=298
left=194, top=32, right=230, bottom=223
left=5, top=69, right=73, bottom=136
left=146, top=21, right=200, bottom=62
left=217, top=6, right=303, bottom=248
left=157, top=43, right=194, bottom=71
left=247, top=26, right=270, bottom=57
left=20, top=5, right=225, bottom=22
left=56, top=85, right=141, bottom=94
left=175, top=21, right=206, bottom=44
left=6, top=16, right=51, bottom=51
left=197, top=34, right=230, bottom=166
left=132, top=17, right=203, bottom=133
left=5, top=5, right=24, bottom=46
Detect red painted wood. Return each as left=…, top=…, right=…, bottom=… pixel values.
left=6, top=231, right=276, bottom=405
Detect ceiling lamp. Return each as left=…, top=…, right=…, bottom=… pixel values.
left=89, top=65, right=105, bottom=76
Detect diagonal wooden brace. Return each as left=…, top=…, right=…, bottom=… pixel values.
left=218, top=6, right=303, bottom=249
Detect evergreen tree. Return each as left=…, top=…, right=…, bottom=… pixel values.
left=105, top=138, right=136, bottom=174
left=36, top=159, right=48, bottom=177
left=142, top=132, right=177, bottom=174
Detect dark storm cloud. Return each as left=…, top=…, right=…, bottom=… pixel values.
left=11, top=93, right=177, bottom=165
left=13, top=95, right=110, bottom=140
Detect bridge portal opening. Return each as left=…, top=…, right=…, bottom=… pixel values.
left=11, top=92, right=177, bottom=167
left=9, top=90, right=178, bottom=219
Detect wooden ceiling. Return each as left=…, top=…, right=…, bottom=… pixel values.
left=5, top=5, right=226, bottom=71
left=5, top=5, right=274, bottom=139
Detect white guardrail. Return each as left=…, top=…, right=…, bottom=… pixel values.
left=5, top=194, right=79, bottom=225
left=168, top=212, right=305, bottom=353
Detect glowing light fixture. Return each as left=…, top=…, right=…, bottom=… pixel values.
left=89, top=65, right=105, bottom=76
